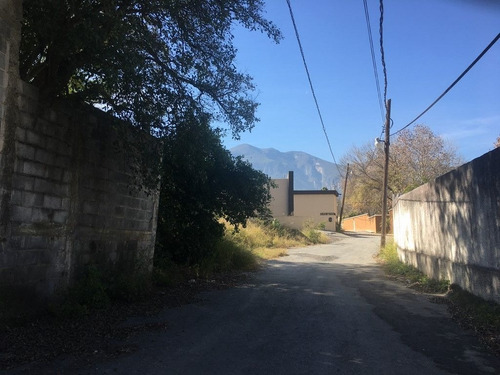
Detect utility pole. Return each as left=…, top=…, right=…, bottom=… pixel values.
left=338, top=163, right=349, bottom=231
left=381, top=99, right=391, bottom=247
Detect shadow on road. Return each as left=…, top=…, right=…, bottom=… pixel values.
left=341, top=231, right=381, bottom=238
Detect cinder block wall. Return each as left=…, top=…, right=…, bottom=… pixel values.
left=393, top=148, right=500, bottom=303
left=0, top=1, right=159, bottom=299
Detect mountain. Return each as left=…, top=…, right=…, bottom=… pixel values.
left=230, top=144, right=341, bottom=190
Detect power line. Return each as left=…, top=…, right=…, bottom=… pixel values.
left=391, top=32, right=500, bottom=137
left=379, top=0, right=388, bottom=108
left=285, top=0, right=343, bottom=179
left=362, top=0, right=385, bottom=126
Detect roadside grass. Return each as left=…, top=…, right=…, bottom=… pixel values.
left=378, top=240, right=500, bottom=355
left=300, top=219, right=331, bottom=245
left=223, top=218, right=329, bottom=261
left=446, top=284, right=500, bottom=354
left=154, top=218, right=325, bottom=287
left=447, top=284, right=500, bottom=329
left=377, top=240, right=449, bottom=293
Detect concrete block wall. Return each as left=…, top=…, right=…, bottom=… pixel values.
left=0, top=1, right=159, bottom=299
left=1, top=80, right=159, bottom=297
left=393, top=148, right=500, bottom=303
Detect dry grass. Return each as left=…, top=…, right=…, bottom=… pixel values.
left=252, top=246, right=288, bottom=260
left=222, top=219, right=319, bottom=260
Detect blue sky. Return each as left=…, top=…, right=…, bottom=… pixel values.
left=222, top=0, right=500, bottom=164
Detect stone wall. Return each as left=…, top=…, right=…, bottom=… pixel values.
left=0, top=0, right=159, bottom=299
left=393, top=148, right=500, bottom=303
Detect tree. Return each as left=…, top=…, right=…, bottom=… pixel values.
left=20, top=0, right=281, bottom=138
left=156, top=106, right=273, bottom=264
left=339, top=143, right=383, bottom=216
left=340, top=124, right=462, bottom=216
left=390, top=125, right=463, bottom=193
left=21, top=1, right=279, bottom=265
left=495, top=135, right=500, bottom=148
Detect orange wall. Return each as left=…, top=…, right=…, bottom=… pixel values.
left=342, top=213, right=392, bottom=233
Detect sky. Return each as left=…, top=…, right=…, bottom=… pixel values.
left=221, top=0, right=500, bottom=165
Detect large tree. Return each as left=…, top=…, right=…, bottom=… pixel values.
left=341, top=124, right=463, bottom=216
left=21, top=1, right=280, bottom=264
left=20, top=0, right=281, bottom=138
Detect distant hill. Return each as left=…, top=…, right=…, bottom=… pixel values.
left=230, top=144, right=341, bottom=190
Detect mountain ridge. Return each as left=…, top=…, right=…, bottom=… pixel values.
left=230, top=144, right=341, bottom=190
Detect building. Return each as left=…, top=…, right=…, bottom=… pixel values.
left=269, top=171, right=339, bottom=231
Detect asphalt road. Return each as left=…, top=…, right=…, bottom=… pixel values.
left=17, top=233, right=500, bottom=374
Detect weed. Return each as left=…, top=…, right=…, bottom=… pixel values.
left=215, top=219, right=318, bottom=261
left=447, top=284, right=500, bottom=329
left=50, top=266, right=110, bottom=319
left=378, top=241, right=449, bottom=294
left=252, top=246, right=288, bottom=259
left=223, top=219, right=305, bottom=256
left=301, top=219, right=330, bottom=245
left=198, top=237, right=259, bottom=276
left=51, top=264, right=153, bottom=319
left=379, top=242, right=500, bottom=355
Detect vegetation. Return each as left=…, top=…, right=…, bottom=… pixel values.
left=340, top=124, right=462, bottom=216
left=21, top=1, right=281, bottom=268
left=49, top=265, right=153, bottom=320
left=224, top=219, right=327, bottom=260
left=155, top=109, right=274, bottom=266
left=156, top=218, right=328, bottom=284
left=48, top=219, right=322, bottom=320
left=20, top=0, right=281, bottom=138
left=447, top=285, right=500, bottom=330
left=377, top=241, right=449, bottom=293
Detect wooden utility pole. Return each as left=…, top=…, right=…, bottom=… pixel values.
left=338, top=163, right=349, bottom=231
left=381, top=99, right=391, bottom=247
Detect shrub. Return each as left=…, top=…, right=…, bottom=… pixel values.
left=301, top=219, right=330, bottom=244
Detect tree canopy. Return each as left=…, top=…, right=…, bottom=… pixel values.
left=340, top=124, right=463, bottom=216
left=20, top=0, right=282, bottom=138
left=20, top=1, right=280, bottom=265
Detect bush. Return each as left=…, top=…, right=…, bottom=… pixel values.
left=199, top=237, right=259, bottom=276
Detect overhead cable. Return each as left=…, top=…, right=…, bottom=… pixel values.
left=391, top=32, right=500, bottom=137
left=363, top=0, right=385, bottom=126
left=285, top=0, right=343, bottom=179
left=379, top=0, right=388, bottom=108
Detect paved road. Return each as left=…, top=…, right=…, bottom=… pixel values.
left=16, top=233, right=500, bottom=374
